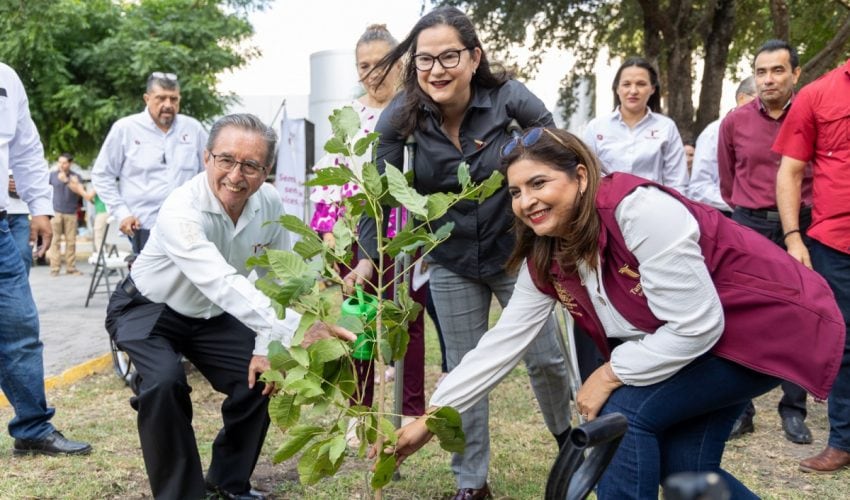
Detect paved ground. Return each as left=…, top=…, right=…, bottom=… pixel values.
left=29, top=236, right=132, bottom=377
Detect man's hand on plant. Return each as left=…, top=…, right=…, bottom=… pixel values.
left=302, top=321, right=356, bottom=348
left=342, top=259, right=375, bottom=295
left=368, top=415, right=434, bottom=467
left=248, top=355, right=276, bottom=396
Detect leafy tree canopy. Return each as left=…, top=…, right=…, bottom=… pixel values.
left=0, top=0, right=271, bottom=165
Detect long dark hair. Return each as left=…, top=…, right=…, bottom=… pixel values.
left=612, top=57, right=661, bottom=113
left=370, top=6, right=508, bottom=136
left=501, top=128, right=603, bottom=279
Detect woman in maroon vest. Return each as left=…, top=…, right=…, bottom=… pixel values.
left=389, top=127, right=844, bottom=499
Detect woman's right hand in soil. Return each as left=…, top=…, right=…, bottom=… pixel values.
left=342, top=259, right=374, bottom=295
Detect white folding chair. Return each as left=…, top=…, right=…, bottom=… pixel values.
left=85, top=217, right=130, bottom=307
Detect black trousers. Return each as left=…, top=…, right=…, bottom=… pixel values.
left=106, top=280, right=270, bottom=500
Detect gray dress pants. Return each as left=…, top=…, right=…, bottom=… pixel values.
left=428, top=263, right=572, bottom=489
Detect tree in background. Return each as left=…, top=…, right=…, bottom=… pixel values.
left=439, top=0, right=850, bottom=143
left=0, top=0, right=270, bottom=165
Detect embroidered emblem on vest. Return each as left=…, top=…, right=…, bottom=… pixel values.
left=618, top=264, right=644, bottom=296
left=553, top=281, right=583, bottom=317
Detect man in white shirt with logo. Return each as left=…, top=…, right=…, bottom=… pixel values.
left=105, top=114, right=354, bottom=500
left=1, top=61, right=91, bottom=456
left=91, top=72, right=207, bottom=254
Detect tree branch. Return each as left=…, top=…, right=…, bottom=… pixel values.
left=800, top=12, right=850, bottom=85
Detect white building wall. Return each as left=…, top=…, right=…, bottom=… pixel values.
left=308, top=49, right=361, bottom=163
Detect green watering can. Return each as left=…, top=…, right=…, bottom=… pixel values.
left=341, top=285, right=379, bottom=360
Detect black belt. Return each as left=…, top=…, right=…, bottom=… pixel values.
left=737, top=205, right=811, bottom=222
left=0, top=210, right=6, bottom=220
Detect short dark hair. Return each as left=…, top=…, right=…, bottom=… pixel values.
left=612, top=57, right=661, bottom=113
left=58, top=152, right=74, bottom=162
left=206, top=114, right=278, bottom=167
left=146, top=72, right=180, bottom=93
left=754, top=40, right=799, bottom=69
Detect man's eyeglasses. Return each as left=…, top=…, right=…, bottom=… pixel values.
left=150, top=71, right=178, bottom=82
left=412, top=48, right=471, bottom=72
left=501, top=127, right=572, bottom=158
left=209, top=152, right=267, bottom=178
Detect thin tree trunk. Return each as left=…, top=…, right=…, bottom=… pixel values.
left=696, top=0, right=736, bottom=137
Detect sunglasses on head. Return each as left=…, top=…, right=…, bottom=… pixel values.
left=500, top=127, right=570, bottom=158
left=150, top=71, right=178, bottom=82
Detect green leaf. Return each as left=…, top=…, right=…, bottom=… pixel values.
left=361, top=161, right=384, bottom=199
left=371, top=450, right=396, bottom=490
left=277, top=215, right=321, bottom=243
left=283, top=365, right=308, bottom=386
left=292, top=311, right=317, bottom=347
left=330, top=106, right=361, bottom=142
left=457, top=162, right=471, bottom=189
left=378, top=417, right=398, bottom=445
left=308, top=338, right=348, bottom=364
left=431, top=222, right=454, bottom=242
left=267, top=249, right=309, bottom=279
left=336, top=314, right=364, bottom=335
left=289, top=346, right=310, bottom=367
left=272, top=425, right=324, bottom=464
left=260, top=369, right=285, bottom=385
left=323, top=137, right=348, bottom=155
left=328, top=434, right=347, bottom=464
left=477, top=171, right=505, bottom=202
left=384, top=229, right=430, bottom=258
left=289, top=378, right=324, bottom=400
left=330, top=218, right=354, bottom=260
left=306, top=166, right=355, bottom=186
left=386, top=164, right=427, bottom=217
left=426, top=407, right=466, bottom=454
left=353, top=131, right=380, bottom=157
left=268, top=392, right=301, bottom=431
left=426, top=192, right=454, bottom=220
left=246, top=253, right=269, bottom=270
left=388, top=327, right=410, bottom=362
left=292, top=239, right=324, bottom=260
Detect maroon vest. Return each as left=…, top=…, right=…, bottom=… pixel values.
left=530, top=173, right=844, bottom=399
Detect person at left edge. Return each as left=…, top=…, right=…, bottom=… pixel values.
left=1, top=61, right=92, bottom=457
left=91, top=72, right=207, bottom=254
left=104, top=114, right=356, bottom=500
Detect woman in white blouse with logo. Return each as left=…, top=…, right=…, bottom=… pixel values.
left=582, top=57, right=689, bottom=193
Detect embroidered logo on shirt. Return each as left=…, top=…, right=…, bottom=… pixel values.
left=553, top=281, right=582, bottom=317
left=646, top=129, right=660, bottom=139
left=252, top=242, right=269, bottom=255
left=180, top=133, right=191, bottom=143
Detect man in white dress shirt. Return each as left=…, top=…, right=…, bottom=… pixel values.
left=686, top=77, right=756, bottom=214
left=91, top=72, right=207, bottom=254
left=104, top=114, right=354, bottom=500
left=1, top=61, right=91, bottom=456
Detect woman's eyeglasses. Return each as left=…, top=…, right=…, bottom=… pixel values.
left=412, top=48, right=471, bottom=72
left=500, top=127, right=571, bottom=157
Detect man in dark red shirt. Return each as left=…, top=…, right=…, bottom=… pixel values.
left=775, top=57, right=850, bottom=473
left=718, top=39, right=813, bottom=444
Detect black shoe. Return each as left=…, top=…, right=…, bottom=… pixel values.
left=13, top=430, right=92, bottom=456
left=728, top=413, right=754, bottom=440
left=205, top=484, right=267, bottom=500
left=782, top=415, right=813, bottom=444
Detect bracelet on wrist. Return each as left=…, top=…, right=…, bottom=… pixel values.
left=783, top=229, right=802, bottom=240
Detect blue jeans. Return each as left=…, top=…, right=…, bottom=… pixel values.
left=7, top=213, right=32, bottom=273
left=596, top=354, right=779, bottom=499
left=810, top=239, right=850, bottom=452
left=0, top=218, right=55, bottom=440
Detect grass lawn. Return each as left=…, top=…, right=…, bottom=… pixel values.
left=1, top=309, right=848, bottom=498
